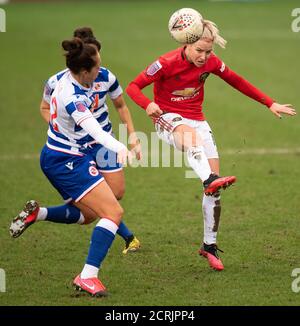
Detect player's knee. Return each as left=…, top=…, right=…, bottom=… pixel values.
left=82, top=215, right=98, bottom=225
left=117, top=206, right=124, bottom=219
left=114, top=187, right=125, bottom=200
left=110, top=202, right=124, bottom=219
left=174, top=125, right=203, bottom=149
left=111, top=206, right=124, bottom=225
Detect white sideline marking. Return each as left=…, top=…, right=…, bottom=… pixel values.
left=0, top=148, right=300, bottom=161
left=0, top=154, right=39, bottom=161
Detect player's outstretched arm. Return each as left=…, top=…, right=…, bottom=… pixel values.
left=215, top=65, right=297, bottom=119
left=268, top=103, right=297, bottom=119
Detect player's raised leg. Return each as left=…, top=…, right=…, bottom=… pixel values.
left=168, top=119, right=230, bottom=271
left=171, top=123, right=236, bottom=195
left=198, top=158, right=224, bottom=271
left=10, top=170, right=140, bottom=255
left=9, top=201, right=92, bottom=238
left=9, top=200, right=41, bottom=238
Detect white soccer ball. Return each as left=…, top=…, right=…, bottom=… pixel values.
left=168, top=8, right=204, bottom=44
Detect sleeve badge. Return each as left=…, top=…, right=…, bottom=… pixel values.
left=146, top=60, right=162, bottom=76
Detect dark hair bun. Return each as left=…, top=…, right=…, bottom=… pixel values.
left=61, top=37, right=97, bottom=74
left=73, top=27, right=94, bottom=39
left=62, top=37, right=83, bottom=54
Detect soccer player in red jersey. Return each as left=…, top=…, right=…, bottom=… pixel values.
left=126, top=19, right=296, bottom=271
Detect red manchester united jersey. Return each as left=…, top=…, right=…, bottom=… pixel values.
left=126, top=47, right=274, bottom=121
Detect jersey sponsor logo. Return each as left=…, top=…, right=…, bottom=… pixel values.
left=75, top=101, right=87, bottom=112
left=65, top=162, right=74, bottom=170
left=172, top=87, right=201, bottom=97
left=199, top=72, right=210, bottom=82
left=89, top=165, right=99, bottom=176
left=220, top=62, right=226, bottom=73
left=171, top=87, right=201, bottom=102
left=146, top=60, right=162, bottom=76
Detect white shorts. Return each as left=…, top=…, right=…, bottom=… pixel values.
left=155, top=112, right=219, bottom=159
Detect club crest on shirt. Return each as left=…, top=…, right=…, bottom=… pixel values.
left=89, top=165, right=99, bottom=176
left=199, top=72, right=210, bottom=82
left=146, top=60, right=162, bottom=76
left=94, top=83, right=101, bottom=90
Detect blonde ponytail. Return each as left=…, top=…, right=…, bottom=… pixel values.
left=201, top=19, right=227, bottom=49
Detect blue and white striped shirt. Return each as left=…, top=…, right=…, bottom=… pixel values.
left=45, top=68, right=122, bottom=155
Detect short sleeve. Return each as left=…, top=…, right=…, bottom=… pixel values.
left=43, top=77, right=57, bottom=103
left=108, top=70, right=123, bottom=99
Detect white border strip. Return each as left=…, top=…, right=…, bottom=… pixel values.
left=99, top=167, right=123, bottom=174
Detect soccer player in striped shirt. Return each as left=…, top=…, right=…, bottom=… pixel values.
left=10, top=28, right=141, bottom=255
left=14, top=37, right=134, bottom=296
left=126, top=19, right=296, bottom=271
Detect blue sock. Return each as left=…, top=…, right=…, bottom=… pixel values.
left=46, top=204, right=81, bottom=224
left=117, top=221, right=133, bottom=241
left=86, top=226, right=115, bottom=267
